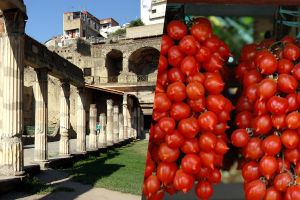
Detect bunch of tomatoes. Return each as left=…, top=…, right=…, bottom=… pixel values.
left=233, top=36, right=300, bottom=199
left=143, top=18, right=234, bottom=200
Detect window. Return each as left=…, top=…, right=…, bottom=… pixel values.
left=84, top=68, right=92, bottom=76
left=152, top=9, right=157, bottom=13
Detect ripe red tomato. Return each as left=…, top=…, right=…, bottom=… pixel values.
left=199, top=132, right=217, bottom=152
left=179, top=35, right=198, bottom=55
left=277, top=74, right=298, bottom=94
left=264, top=187, right=282, bottom=200
left=190, top=22, right=212, bottom=42
left=283, top=43, right=300, bottom=61
left=278, top=58, right=293, bottom=74
left=168, top=46, right=185, bottom=68
left=173, top=169, right=194, bottom=193
left=259, top=155, right=278, bottom=180
left=206, top=94, right=227, bottom=113
left=166, top=82, right=186, bottom=102
left=203, top=54, right=224, bottom=72
left=144, top=175, right=161, bottom=195
left=187, top=97, right=206, bottom=112
left=186, top=81, right=205, bottom=100
left=144, top=157, right=155, bottom=178
left=198, top=111, right=218, bottom=131
left=284, top=148, right=300, bottom=164
left=181, top=138, right=200, bottom=154
left=255, top=51, right=278, bottom=75
left=158, top=143, right=180, bottom=163
left=181, top=154, right=201, bottom=174
left=235, top=111, right=253, bottom=128
left=199, top=151, right=215, bottom=169
left=266, top=96, right=288, bottom=115
left=244, top=137, right=263, bottom=160
left=292, top=63, right=300, bottom=81
left=273, top=172, right=293, bottom=192
left=286, top=93, right=299, bottom=112
left=178, top=117, right=200, bottom=139
left=152, top=123, right=166, bottom=141
left=261, top=135, right=282, bottom=156
left=196, top=181, right=213, bottom=200
left=167, top=67, right=186, bottom=83
left=160, top=35, right=174, bottom=55
left=252, top=114, right=272, bottom=135
left=243, top=70, right=262, bottom=88
left=165, top=130, right=184, bottom=149
left=271, top=114, right=286, bottom=130
left=277, top=158, right=290, bottom=173
left=158, top=117, right=176, bottom=134
left=231, top=129, right=250, bottom=147
left=170, top=102, right=191, bottom=121
left=245, top=179, right=266, bottom=200
left=242, top=161, right=261, bottom=183
left=157, top=162, right=177, bottom=186
left=208, top=168, right=222, bottom=184
left=214, top=138, right=229, bottom=155
left=281, top=129, right=299, bottom=149
left=158, top=55, right=168, bottom=73
left=258, top=78, right=277, bottom=100
left=187, top=72, right=205, bottom=84
left=154, top=93, right=171, bottom=112
left=180, top=55, right=198, bottom=76
left=285, top=185, right=300, bottom=200
left=204, top=74, right=225, bottom=94
left=195, top=46, right=212, bottom=63
left=253, top=99, right=268, bottom=116
left=286, top=111, right=300, bottom=129
left=167, top=20, right=187, bottom=40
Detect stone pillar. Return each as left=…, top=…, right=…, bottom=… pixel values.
left=123, top=94, right=128, bottom=140
left=106, top=99, right=114, bottom=146
left=118, top=113, right=124, bottom=142
left=89, top=104, right=98, bottom=150
left=137, top=107, right=141, bottom=139
left=59, top=81, right=70, bottom=156
left=128, top=107, right=133, bottom=139
left=141, top=110, right=144, bottom=138
left=133, top=107, right=138, bottom=139
left=98, top=113, right=107, bottom=148
left=122, top=54, right=129, bottom=73
left=34, top=68, right=48, bottom=162
left=76, top=88, right=86, bottom=153
left=113, top=105, right=119, bottom=144
left=0, top=10, right=26, bottom=176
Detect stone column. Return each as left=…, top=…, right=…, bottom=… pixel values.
left=76, top=88, right=86, bottom=153
left=0, top=10, right=26, bottom=176
left=59, top=81, right=70, bottom=156
left=137, top=107, right=141, bottom=139
left=89, top=104, right=98, bottom=150
left=98, top=113, right=107, bottom=148
left=113, top=105, right=119, bottom=144
left=140, top=110, right=144, bottom=138
left=106, top=99, right=114, bottom=146
left=133, top=107, right=138, bottom=139
left=122, top=54, right=129, bottom=73
left=34, top=68, right=48, bottom=162
left=123, top=94, right=128, bottom=140
left=118, top=113, right=124, bottom=142
left=128, top=107, right=133, bottom=139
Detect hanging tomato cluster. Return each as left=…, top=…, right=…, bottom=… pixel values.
left=143, top=18, right=234, bottom=200
left=233, top=36, right=300, bottom=200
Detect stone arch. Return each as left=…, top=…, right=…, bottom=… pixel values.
left=128, top=47, right=159, bottom=79
left=105, top=49, right=123, bottom=82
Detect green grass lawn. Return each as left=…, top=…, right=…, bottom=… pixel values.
left=65, top=140, right=148, bottom=195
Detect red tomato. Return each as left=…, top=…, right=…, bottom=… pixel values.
left=144, top=175, right=161, bottom=195
left=166, top=81, right=186, bottom=102
left=186, top=81, right=205, bottom=100
left=152, top=110, right=168, bottom=122
left=195, top=181, right=213, bottom=200
left=157, top=162, right=177, bottom=186
left=187, top=97, right=206, bottom=112
left=252, top=114, right=272, bottom=135
left=284, top=148, right=300, bottom=164
left=178, top=117, right=200, bottom=139
left=181, top=138, right=200, bottom=154
left=204, top=74, right=225, bottom=95
left=206, top=94, right=227, bottom=113
left=255, top=51, right=278, bottom=75
left=161, top=35, right=174, bottom=55
left=285, top=185, right=300, bottom=200
left=286, top=93, right=299, bottom=112
left=245, top=179, right=266, bottom=200
left=168, top=46, right=185, bottom=68
left=273, top=172, right=293, bottom=192
left=271, top=114, right=286, bottom=130
left=264, top=187, right=282, bottom=200
left=259, top=155, right=278, bottom=180
left=292, top=63, right=300, bottom=81
left=187, top=72, right=205, bottom=84
left=243, top=70, right=262, bottom=88
left=214, top=138, right=229, bottom=155
left=158, top=117, right=176, bottom=134
left=179, top=35, right=198, bottom=55
left=231, top=129, right=250, bottom=147
left=244, top=137, right=263, bottom=160
left=278, top=58, right=293, bottom=74
left=173, top=169, right=194, bottom=193
left=158, top=143, right=180, bottom=163
left=199, top=132, right=217, bottom=152
left=190, top=22, right=212, bottom=42
left=165, top=130, right=184, bottom=149
left=198, top=111, right=218, bottom=131
left=170, top=102, right=191, bottom=121
left=286, top=111, right=300, bottom=129
left=254, top=99, right=268, bottom=116
left=235, top=111, right=253, bottom=128
left=199, top=151, right=215, bottom=169
left=144, top=158, right=155, bottom=178
left=181, top=154, right=201, bottom=174
left=167, top=20, right=187, bottom=40
left=277, top=74, right=298, bottom=94
left=208, top=168, right=222, bottom=184
left=283, top=43, right=300, bottom=61
left=167, top=67, right=186, bottom=83
left=242, top=161, right=261, bottom=183
left=195, top=46, right=212, bottom=63
left=258, top=78, right=277, bottom=100
left=158, top=55, right=168, bottom=74
left=281, top=129, right=299, bottom=149
left=180, top=56, right=198, bottom=76
left=154, top=93, right=171, bottom=112
left=261, top=135, right=282, bottom=156
left=266, top=96, right=288, bottom=115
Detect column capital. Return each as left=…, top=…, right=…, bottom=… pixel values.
left=1, top=9, right=27, bottom=35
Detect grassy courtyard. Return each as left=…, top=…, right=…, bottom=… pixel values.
left=65, top=140, right=148, bottom=195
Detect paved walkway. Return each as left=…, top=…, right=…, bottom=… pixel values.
left=0, top=138, right=141, bottom=200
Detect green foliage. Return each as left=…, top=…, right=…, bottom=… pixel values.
left=129, top=18, right=144, bottom=27
left=109, top=28, right=126, bottom=37
left=65, top=140, right=148, bottom=195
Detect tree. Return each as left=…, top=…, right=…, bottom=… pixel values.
left=129, top=19, right=144, bottom=27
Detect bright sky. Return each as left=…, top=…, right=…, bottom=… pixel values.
left=24, top=0, right=140, bottom=43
